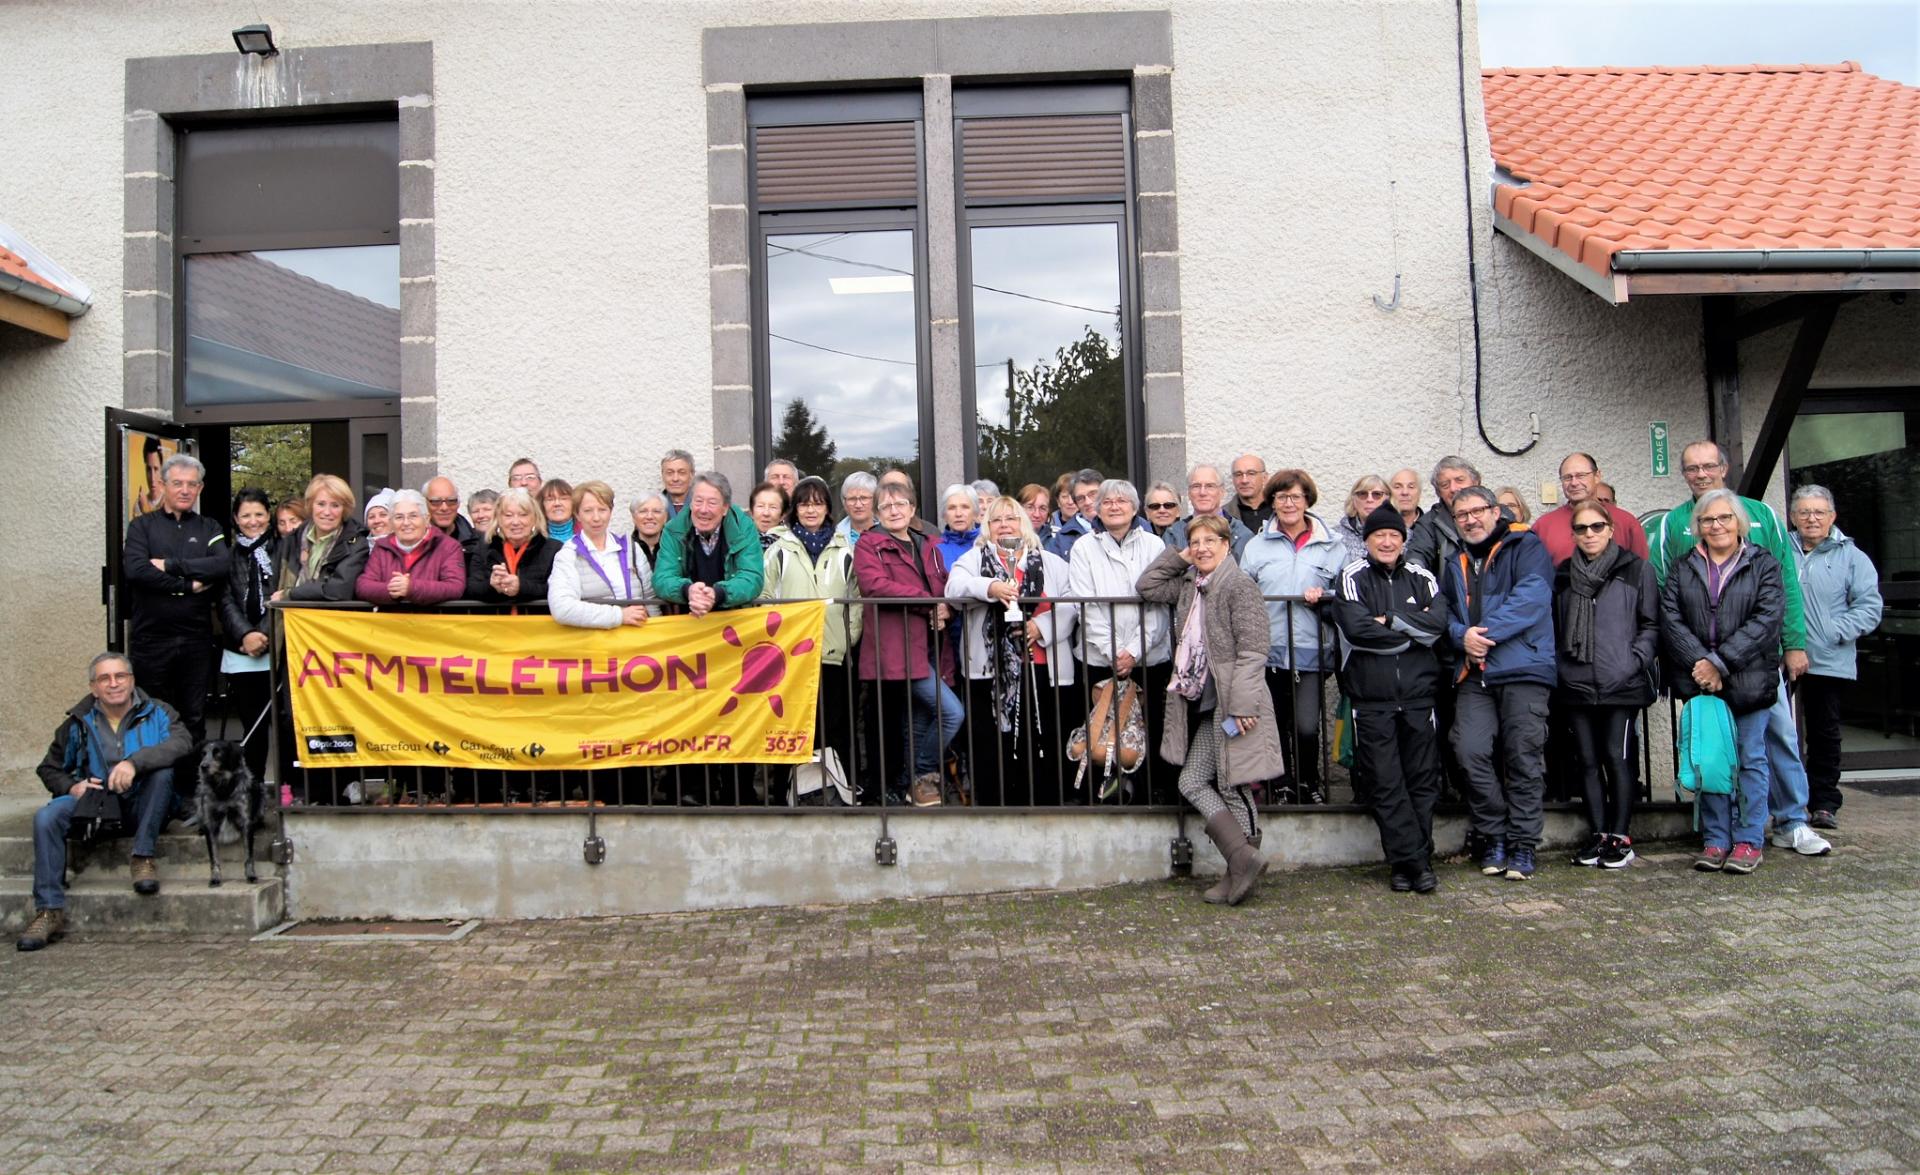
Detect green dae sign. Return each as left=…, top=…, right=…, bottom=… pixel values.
left=1650, top=421, right=1671, bottom=477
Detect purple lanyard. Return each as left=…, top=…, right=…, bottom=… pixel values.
left=573, top=533, right=633, bottom=599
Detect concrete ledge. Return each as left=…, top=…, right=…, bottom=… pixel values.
left=284, top=806, right=1698, bottom=921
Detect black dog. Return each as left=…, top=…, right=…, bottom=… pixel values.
left=193, top=740, right=264, bottom=887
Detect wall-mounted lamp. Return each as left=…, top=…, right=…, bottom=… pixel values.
left=232, top=24, right=278, bottom=56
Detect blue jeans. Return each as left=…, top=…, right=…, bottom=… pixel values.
left=910, top=675, right=965, bottom=776
left=33, top=767, right=175, bottom=910
left=1699, top=711, right=1769, bottom=850
left=1764, top=679, right=1811, bottom=831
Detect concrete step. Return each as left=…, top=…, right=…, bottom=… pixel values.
left=1, top=875, right=284, bottom=936
left=0, top=829, right=284, bottom=881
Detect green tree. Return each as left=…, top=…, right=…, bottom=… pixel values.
left=978, top=325, right=1126, bottom=493
left=772, top=399, right=838, bottom=482
left=230, top=423, right=312, bottom=505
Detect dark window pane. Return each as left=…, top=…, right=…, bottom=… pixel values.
left=971, top=222, right=1125, bottom=492
left=184, top=246, right=400, bottom=407
left=766, top=230, right=921, bottom=487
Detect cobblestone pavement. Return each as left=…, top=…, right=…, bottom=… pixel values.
left=4, top=790, right=1918, bottom=1173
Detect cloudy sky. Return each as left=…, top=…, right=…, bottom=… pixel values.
left=1479, top=0, right=1918, bottom=83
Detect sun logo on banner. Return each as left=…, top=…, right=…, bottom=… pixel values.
left=719, top=610, right=815, bottom=718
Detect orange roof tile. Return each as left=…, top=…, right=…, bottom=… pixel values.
left=0, top=242, right=71, bottom=299
left=1483, top=62, right=1920, bottom=276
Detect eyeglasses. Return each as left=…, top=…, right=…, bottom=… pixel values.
left=1145, top=501, right=1179, bottom=511
left=1272, top=492, right=1307, bottom=504
left=1570, top=521, right=1612, bottom=535
left=1357, top=489, right=1387, bottom=499
left=1559, top=470, right=1596, bottom=483
left=1682, top=463, right=1725, bottom=476
left=1232, top=468, right=1264, bottom=479
left=426, top=497, right=459, bottom=506
left=1791, top=508, right=1833, bottom=519
left=389, top=511, right=424, bottom=522
left=1452, top=504, right=1495, bottom=523
left=1696, top=512, right=1738, bottom=530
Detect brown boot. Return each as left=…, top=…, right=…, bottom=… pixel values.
left=130, top=855, right=160, bottom=896
left=17, top=907, right=66, bottom=951
left=1204, top=812, right=1266, bottom=906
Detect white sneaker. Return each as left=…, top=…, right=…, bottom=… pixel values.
left=1769, top=824, right=1832, bottom=856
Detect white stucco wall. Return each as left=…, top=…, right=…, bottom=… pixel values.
left=0, top=0, right=1911, bottom=787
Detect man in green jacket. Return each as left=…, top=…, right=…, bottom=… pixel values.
left=1645, top=440, right=1830, bottom=858
left=651, top=471, right=764, bottom=616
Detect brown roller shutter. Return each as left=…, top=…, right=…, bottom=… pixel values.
left=753, top=122, right=919, bottom=206
left=961, top=114, right=1127, bottom=201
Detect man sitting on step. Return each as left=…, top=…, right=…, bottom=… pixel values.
left=18, top=652, right=187, bottom=952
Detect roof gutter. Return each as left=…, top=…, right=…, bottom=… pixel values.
left=1613, top=248, right=1920, bottom=273
left=0, top=271, right=91, bottom=317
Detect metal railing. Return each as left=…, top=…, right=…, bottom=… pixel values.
left=254, top=591, right=1667, bottom=819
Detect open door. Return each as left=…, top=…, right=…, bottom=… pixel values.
left=105, top=407, right=198, bottom=652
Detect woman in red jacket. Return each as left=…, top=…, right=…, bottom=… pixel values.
left=855, top=482, right=963, bottom=807
left=354, top=489, right=468, bottom=607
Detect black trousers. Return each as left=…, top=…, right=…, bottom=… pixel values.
left=219, top=668, right=274, bottom=784
left=1567, top=705, right=1639, bottom=837
left=1262, top=667, right=1324, bottom=791
left=1351, top=706, right=1441, bottom=867
left=961, top=665, right=1075, bottom=807
left=1453, top=680, right=1549, bottom=847
left=1433, top=670, right=1468, bottom=800
left=1800, top=673, right=1848, bottom=813
left=131, top=635, right=214, bottom=747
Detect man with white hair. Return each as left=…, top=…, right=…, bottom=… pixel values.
left=1162, top=463, right=1253, bottom=559
left=1790, top=484, right=1882, bottom=831
left=121, top=452, right=227, bottom=746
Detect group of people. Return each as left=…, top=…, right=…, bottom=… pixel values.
left=16, top=436, right=1885, bottom=948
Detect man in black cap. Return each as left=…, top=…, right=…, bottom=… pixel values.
left=1330, top=504, right=1447, bottom=894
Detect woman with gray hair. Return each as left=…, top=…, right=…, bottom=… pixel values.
left=354, top=489, right=467, bottom=607
left=835, top=471, right=879, bottom=540
left=1067, top=477, right=1176, bottom=802
left=1789, top=484, right=1883, bottom=828
left=1660, top=487, right=1784, bottom=874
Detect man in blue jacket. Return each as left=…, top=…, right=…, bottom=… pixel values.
left=20, top=653, right=190, bottom=951
left=1441, top=486, right=1556, bottom=881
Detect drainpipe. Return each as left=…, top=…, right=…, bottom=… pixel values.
left=1613, top=248, right=1920, bottom=273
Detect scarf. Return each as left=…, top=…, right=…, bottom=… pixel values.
left=1562, top=541, right=1621, bottom=665
left=697, top=527, right=722, bottom=557
left=299, top=526, right=339, bottom=586
left=793, top=521, right=834, bottom=561
left=548, top=519, right=575, bottom=543
left=758, top=529, right=779, bottom=551
left=1168, top=572, right=1213, bottom=700
left=983, top=542, right=1047, bottom=734
left=235, top=531, right=274, bottom=625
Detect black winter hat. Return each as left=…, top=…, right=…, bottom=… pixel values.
left=1363, top=502, right=1407, bottom=539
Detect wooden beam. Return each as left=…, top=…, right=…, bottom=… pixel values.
left=1730, top=292, right=1860, bottom=342
left=1625, top=270, right=1920, bottom=297
left=0, top=291, right=70, bottom=340
left=1702, top=295, right=1745, bottom=486
left=1738, top=296, right=1841, bottom=499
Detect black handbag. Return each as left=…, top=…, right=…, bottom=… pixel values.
left=69, top=787, right=125, bottom=844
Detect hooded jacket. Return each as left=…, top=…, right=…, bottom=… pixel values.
left=1067, top=524, right=1172, bottom=670
left=354, top=526, right=469, bottom=607
left=652, top=504, right=765, bottom=610
left=1661, top=542, right=1785, bottom=714
left=1330, top=553, right=1447, bottom=712
left=1792, top=525, right=1883, bottom=680
left=37, top=689, right=190, bottom=796
left=853, top=525, right=954, bottom=682
left=1136, top=548, right=1285, bottom=785
left=760, top=525, right=863, bottom=667
left=1550, top=547, right=1659, bottom=707
left=1442, top=521, right=1557, bottom=688
left=1238, top=513, right=1348, bottom=671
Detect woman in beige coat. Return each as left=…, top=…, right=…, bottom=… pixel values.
left=1137, top=514, right=1284, bottom=905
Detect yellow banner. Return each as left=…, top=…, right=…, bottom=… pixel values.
left=283, top=602, right=824, bottom=770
